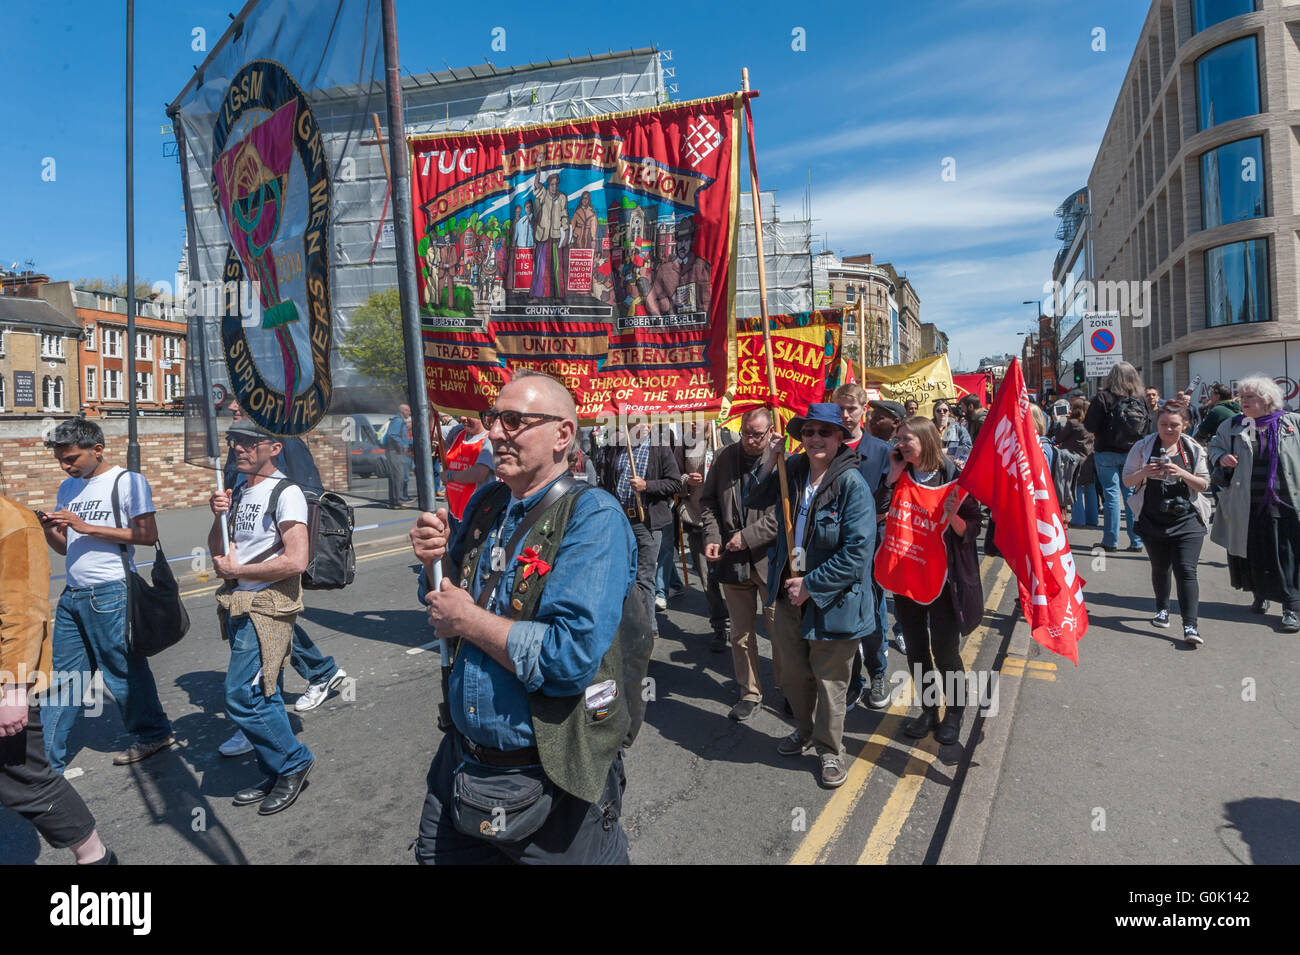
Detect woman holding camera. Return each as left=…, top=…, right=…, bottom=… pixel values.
left=1122, top=404, right=1211, bottom=646
left=878, top=417, right=982, bottom=745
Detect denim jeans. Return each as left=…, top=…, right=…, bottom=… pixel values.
left=847, top=582, right=890, bottom=701
left=1094, top=451, right=1142, bottom=549
left=1072, top=482, right=1100, bottom=526
left=655, top=523, right=685, bottom=598
left=290, top=625, right=337, bottom=685
left=42, top=581, right=173, bottom=774
left=224, top=615, right=313, bottom=777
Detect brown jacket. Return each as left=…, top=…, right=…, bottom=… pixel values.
left=700, top=441, right=778, bottom=585
left=0, top=495, right=53, bottom=693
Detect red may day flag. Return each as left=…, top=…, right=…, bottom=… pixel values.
left=958, top=359, right=1088, bottom=662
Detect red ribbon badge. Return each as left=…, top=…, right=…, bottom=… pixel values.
left=517, top=547, right=551, bottom=580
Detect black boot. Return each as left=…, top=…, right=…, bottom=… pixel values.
left=936, top=706, right=964, bottom=745
left=904, top=707, right=940, bottom=739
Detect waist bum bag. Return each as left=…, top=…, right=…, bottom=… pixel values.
left=451, top=758, right=554, bottom=843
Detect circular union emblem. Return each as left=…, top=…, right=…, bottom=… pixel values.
left=211, top=59, right=332, bottom=436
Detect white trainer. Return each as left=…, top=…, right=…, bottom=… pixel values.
left=296, top=668, right=347, bottom=712
left=219, top=729, right=254, bottom=757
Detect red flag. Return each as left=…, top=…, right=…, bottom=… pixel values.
left=958, top=360, right=1087, bottom=662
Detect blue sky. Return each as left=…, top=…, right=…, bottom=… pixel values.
left=1, top=0, right=1147, bottom=370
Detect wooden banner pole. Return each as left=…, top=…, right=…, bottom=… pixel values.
left=741, top=67, right=796, bottom=564
left=622, top=423, right=647, bottom=524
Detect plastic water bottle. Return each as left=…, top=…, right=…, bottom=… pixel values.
left=1159, top=446, right=1176, bottom=486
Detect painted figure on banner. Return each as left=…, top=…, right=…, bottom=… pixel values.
left=648, top=215, right=711, bottom=318
left=531, top=170, right=569, bottom=300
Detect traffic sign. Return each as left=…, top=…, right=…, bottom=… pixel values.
left=1083, top=311, right=1122, bottom=377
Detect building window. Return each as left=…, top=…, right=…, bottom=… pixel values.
left=135, top=334, right=153, bottom=360
left=1195, top=36, right=1260, bottom=131
left=1192, top=0, right=1258, bottom=35
left=84, top=324, right=96, bottom=351
left=102, top=328, right=122, bottom=357
left=846, top=285, right=856, bottom=303
left=42, top=375, right=64, bottom=411
left=40, top=333, right=65, bottom=359
left=1201, top=137, right=1265, bottom=228
left=104, top=368, right=122, bottom=401
left=0, top=330, right=5, bottom=356
left=86, top=367, right=97, bottom=401
left=162, top=336, right=180, bottom=361
left=136, top=371, right=154, bottom=402
left=876, top=289, right=883, bottom=306
left=164, top=374, right=181, bottom=402
left=1204, top=238, right=1269, bottom=327
left=0, top=374, right=5, bottom=409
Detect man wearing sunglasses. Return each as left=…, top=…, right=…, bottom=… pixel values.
left=409, top=371, right=639, bottom=864
left=596, top=418, right=682, bottom=647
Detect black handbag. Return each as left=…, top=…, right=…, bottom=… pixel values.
left=111, top=472, right=190, bottom=657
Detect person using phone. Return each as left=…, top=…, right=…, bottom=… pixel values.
left=1123, top=404, right=1212, bottom=645
left=878, top=417, right=983, bottom=745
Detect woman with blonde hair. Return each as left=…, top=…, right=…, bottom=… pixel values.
left=1084, top=361, right=1150, bottom=552
left=877, top=417, right=982, bottom=745
left=1208, top=376, right=1300, bottom=632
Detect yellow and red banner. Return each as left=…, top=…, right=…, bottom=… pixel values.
left=729, top=309, right=843, bottom=421
left=953, top=373, right=992, bottom=407
left=409, top=95, right=742, bottom=421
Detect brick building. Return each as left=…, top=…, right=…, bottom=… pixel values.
left=0, top=271, right=83, bottom=417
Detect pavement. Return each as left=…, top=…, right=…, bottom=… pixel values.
left=7, top=504, right=1295, bottom=864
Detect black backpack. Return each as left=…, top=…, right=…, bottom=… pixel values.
left=233, top=480, right=356, bottom=590
left=1108, top=395, right=1150, bottom=451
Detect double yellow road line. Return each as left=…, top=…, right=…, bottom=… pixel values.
left=789, top=557, right=1015, bottom=865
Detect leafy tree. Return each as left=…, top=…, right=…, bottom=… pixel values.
left=339, top=288, right=407, bottom=394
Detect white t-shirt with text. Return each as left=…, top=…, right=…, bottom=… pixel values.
left=58, top=466, right=155, bottom=589
left=229, top=471, right=308, bottom=592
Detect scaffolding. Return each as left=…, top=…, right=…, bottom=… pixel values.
left=734, top=191, right=813, bottom=317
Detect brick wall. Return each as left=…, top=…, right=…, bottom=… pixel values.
left=0, top=417, right=352, bottom=510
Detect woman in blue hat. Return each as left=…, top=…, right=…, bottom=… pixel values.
left=746, top=403, right=875, bottom=789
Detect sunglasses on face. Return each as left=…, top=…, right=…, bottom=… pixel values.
left=227, top=436, right=269, bottom=450
left=801, top=426, right=839, bottom=439
left=480, top=407, right=564, bottom=434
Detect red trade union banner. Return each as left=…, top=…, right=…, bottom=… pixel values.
left=409, top=95, right=742, bottom=422
left=874, top=472, right=956, bottom=605
left=953, top=373, right=992, bottom=407
left=958, top=359, right=1088, bottom=662
left=729, top=309, right=843, bottom=421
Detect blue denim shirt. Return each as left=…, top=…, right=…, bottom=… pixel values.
left=417, top=475, right=637, bottom=751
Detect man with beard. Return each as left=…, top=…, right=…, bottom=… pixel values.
left=531, top=171, right=568, bottom=299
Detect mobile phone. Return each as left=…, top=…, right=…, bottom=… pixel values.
left=891, top=448, right=904, bottom=462
left=33, top=509, right=48, bottom=522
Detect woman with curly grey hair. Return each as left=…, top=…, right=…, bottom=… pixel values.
left=1208, top=376, right=1300, bottom=632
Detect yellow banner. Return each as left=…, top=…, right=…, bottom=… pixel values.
left=848, top=354, right=955, bottom=418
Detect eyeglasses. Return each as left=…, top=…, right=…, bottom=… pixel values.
left=226, top=436, right=270, bottom=450
left=801, top=426, right=840, bottom=439
left=740, top=427, right=771, bottom=440
left=480, top=407, right=564, bottom=434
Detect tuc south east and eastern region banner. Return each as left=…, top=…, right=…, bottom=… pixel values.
left=409, top=95, right=742, bottom=421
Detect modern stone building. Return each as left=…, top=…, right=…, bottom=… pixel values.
left=1086, top=0, right=1300, bottom=407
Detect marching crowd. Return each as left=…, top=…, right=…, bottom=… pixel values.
left=1, top=362, right=1297, bottom=865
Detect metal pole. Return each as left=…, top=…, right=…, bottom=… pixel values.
left=125, top=0, right=139, bottom=471
left=381, top=1, right=440, bottom=574
left=171, top=108, right=228, bottom=553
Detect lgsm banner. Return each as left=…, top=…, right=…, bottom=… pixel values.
left=729, top=310, right=844, bottom=421
left=409, top=95, right=742, bottom=420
